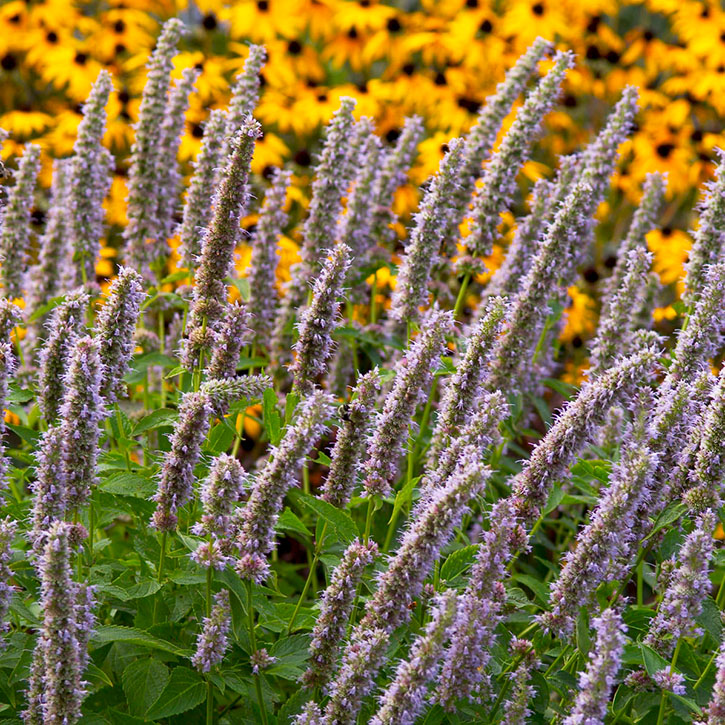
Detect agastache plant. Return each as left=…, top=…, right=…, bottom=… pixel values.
left=191, top=589, right=232, bottom=672
left=0, top=517, right=15, bottom=641
left=207, top=301, right=252, bottom=382
left=0, top=343, right=15, bottom=492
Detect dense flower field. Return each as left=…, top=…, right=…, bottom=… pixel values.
left=1, top=2, right=725, bottom=724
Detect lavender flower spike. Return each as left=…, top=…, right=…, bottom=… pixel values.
left=290, top=243, right=351, bottom=395
left=191, top=590, right=231, bottom=672
left=644, top=509, right=716, bottom=658
left=67, top=69, right=114, bottom=286
left=0, top=517, right=16, bottom=642
left=29, top=427, right=67, bottom=552
left=589, top=247, right=653, bottom=376
left=23, top=522, right=87, bottom=725
left=94, top=266, right=145, bottom=404
left=0, top=343, right=16, bottom=492
left=563, top=609, right=627, bottom=725
left=0, top=143, right=41, bottom=300
left=501, top=640, right=539, bottom=725
left=179, top=109, right=227, bottom=269
left=36, top=288, right=89, bottom=422
left=511, top=342, right=660, bottom=522
left=151, top=391, right=213, bottom=532
left=247, top=167, right=292, bottom=347
left=389, top=139, right=465, bottom=324
left=183, top=117, right=261, bottom=371
left=223, top=44, right=266, bottom=156
left=303, top=538, right=378, bottom=689
left=294, top=702, right=323, bottom=725
left=207, top=301, right=252, bottom=381
left=371, top=591, right=457, bottom=725
left=464, top=50, right=574, bottom=259
left=235, top=390, right=333, bottom=582
left=428, top=296, right=506, bottom=464
left=0, top=300, right=21, bottom=342
left=123, top=18, right=185, bottom=276
left=321, top=369, right=381, bottom=508
left=363, top=308, right=453, bottom=498
left=60, top=336, right=105, bottom=509
left=154, top=66, right=200, bottom=253
left=684, top=149, right=725, bottom=305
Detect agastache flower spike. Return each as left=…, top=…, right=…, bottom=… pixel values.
left=322, top=627, right=389, bottom=725
left=501, top=640, right=539, bottom=725
left=370, top=591, right=457, bottom=725
left=0, top=343, right=15, bottom=492
left=200, top=374, right=271, bottom=416
left=644, top=509, right=716, bottom=658
left=540, top=440, right=657, bottom=637
left=25, top=159, right=72, bottom=334
left=179, top=109, right=227, bottom=269
left=511, top=344, right=660, bottom=521
left=207, top=301, right=252, bottom=381
left=191, top=589, right=231, bottom=672
left=321, top=369, right=381, bottom=508
left=294, top=702, right=323, bottom=725
left=463, top=51, right=573, bottom=259
left=0, top=299, right=21, bottom=342
left=94, top=266, right=145, bottom=404
left=447, top=37, right=553, bottom=242
left=0, top=517, right=16, bottom=642
left=389, top=139, right=465, bottom=324
left=0, top=143, right=41, bottom=300
left=183, top=118, right=261, bottom=371
left=303, top=538, right=378, bottom=689
left=363, top=308, right=453, bottom=498
left=483, top=154, right=579, bottom=301
left=154, top=67, right=200, bottom=252
left=24, top=522, right=87, bottom=725
left=37, top=289, right=90, bottom=423
left=60, top=336, right=105, bottom=509
left=67, top=70, right=114, bottom=286
left=235, top=391, right=333, bottom=582
left=222, top=44, right=266, bottom=157
left=123, top=18, right=185, bottom=276
left=370, top=115, right=424, bottom=247
left=698, top=641, right=725, bottom=724
left=562, top=609, right=627, bottom=725
left=601, top=172, right=665, bottom=314
left=589, top=247, right=653, bottom=376
left=191, top=454, right=247, bottom=569
left=437, top=497, right=525, bottom=707
left=74, top=583, right=96, bottom=673
left=684, top=149, right=725, bottom=305
left=29, top=427, right=67, bottom=552
left=151, top=390, right=213, bottom=532
left=290, top=243, right=351, bottom=395
left=247, top=167, right=291, bottom=347
left=683, top=368, right=725, bottom=511
left=428, top=296, right=506, bottom=463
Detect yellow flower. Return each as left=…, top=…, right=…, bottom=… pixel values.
left=560, top=286, right=597, bottom=344
left=646, top=227, right=692, bottom=286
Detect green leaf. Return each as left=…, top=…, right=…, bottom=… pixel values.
left=263, top=388, right=282, bottom=446
left=160, top=269, right=191, bottom=284
left=26, top=293, right=66, bottom=323
left=511, top=573, right=549, bottom=606
left=576, top=607, right=591, bottom=658
left=99, top=472, right=156, bottom=499
left=641, top=643, right=670, bottom=677
left=388, top=474, right=420, bottom=525
left=543, top=485, right=565, bottom=516
left=227, top=276, right=251, bottom=302
left=145, top=667, right=206, bottom=719
left=648, top=502, right=686, bottom=539
left=288, top=489, right=357, bottom=544
left=440, top=544, right=479, bottom=583
left=276, top=508, right=312, bottom=538
left=91, top=625, right=190, bottom=656
left=125, top=579, right=162, bottom=599
left=206, top=420, right=235, bottom=454
left=122, top=658, right=170, bottom=717
left=132, top=409, right=177, bottom=436
left=697, top=596, right=722, bottom=641
left=7, top=384, right=34, bottom=404
left=530, top=670, right=550, bottom=713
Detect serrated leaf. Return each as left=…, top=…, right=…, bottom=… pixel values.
left=145, top=667, right=206, bottom=719
left=263, top=388, right=282, bottom=446
left=511, top=573, right=549, bottom=605
left=91, top=625, right=190, bottom=656
left=122, top=658, right=170, bottom=717
left=288, top=489, right=357, bottom=544
left=132, top=409, right=177, bottom=436
left=697, top=597, right=722, bottom=641
left=276, top=508, right=312, bottom=538
left=440, top=544, right=479, bottom=582
left=99, top=472, right=156, bottom=499
left=125, top=579, right=162, bottom=599
left=641, top=643, right=670, bottom=677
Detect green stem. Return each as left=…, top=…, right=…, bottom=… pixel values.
left=87, top=500, right=95, bottom=568
left=364, top=497, right=375, bottom=544
left=288, top=522, right=327, bottom=633
left=157, top=531, right=167, bottom=582
left=205, top=562, right=214, bottom=724
left=302, top=463, right=310, bottom=496
left=383, top=429, right=414, bottom=554
left=453, top=272, right=471, bottom=319
left=247, top=581, right=268, bottom=725
left=695, top=648, right=718, bottom=690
